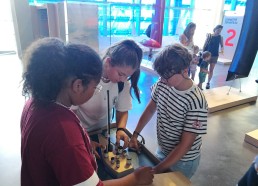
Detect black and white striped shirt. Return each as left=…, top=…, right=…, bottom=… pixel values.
left=151, top=81, right=208, bottom=161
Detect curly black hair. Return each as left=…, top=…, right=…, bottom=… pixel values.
left=22, top=37, right=102, bottom=102
left=66, top=43, right=102, bottom=87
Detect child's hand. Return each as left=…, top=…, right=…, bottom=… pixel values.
left=134, top=167, right=154, bottom=185
left=90, top=140, right=105, bottom=159
left=221, top=47, right=224, bottom=54
left=128, top=135, right=141, bottom=153
left=116, top=129, right=130, bottom=149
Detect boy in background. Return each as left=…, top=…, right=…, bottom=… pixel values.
left=198, top=51, right=211, bottom=90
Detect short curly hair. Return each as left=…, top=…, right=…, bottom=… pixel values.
left=153, top=44, right=192, bottom=79
left=202, top=51, right=211, bottom=59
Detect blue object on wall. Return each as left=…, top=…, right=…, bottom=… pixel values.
left=226, top=0, right=258, bottom=81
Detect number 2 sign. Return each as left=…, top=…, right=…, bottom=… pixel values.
left=220, top=12, right=244, bottom=60
left=225, top=29, right=236, bottom=47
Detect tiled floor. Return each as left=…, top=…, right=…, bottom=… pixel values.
left=0, top=52, right=258, bottom=186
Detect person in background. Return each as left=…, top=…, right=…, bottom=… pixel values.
left=237, top=155, right=258, bottom=186
left=203, top=25, right=224, bottom=89
left=129, top=44, right=208, bottom=179
left=179, top=22, right=196, bottom=51
left=189, top=45, right=200, bottom=81
left=20, top=37, right=153, bottom=186
left=72, top=39, right=142, bottom=152
left=145, top=24, right=154, bottom=60
left=198, top=51, right=211, bottom=90
left=146, top=24, right=151, bottom=38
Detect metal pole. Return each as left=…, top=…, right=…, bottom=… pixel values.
left=107, top=90, right=112, bottom=152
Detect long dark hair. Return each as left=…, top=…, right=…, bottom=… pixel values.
left=103, top=40, right=142, bottom=103
left=183, top=22, right=196, bottom=42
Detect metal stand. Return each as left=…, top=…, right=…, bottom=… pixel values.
left=107, top=90, right=113, bottom=152
left=0, top=51, right=16, bottom=56
left=227, top=74, right=242, bottom=95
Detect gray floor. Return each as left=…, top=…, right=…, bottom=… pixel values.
left=0, top=53, right=258, bottom=186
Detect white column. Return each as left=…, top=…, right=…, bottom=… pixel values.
left=10, top=0, right=34, bottom=59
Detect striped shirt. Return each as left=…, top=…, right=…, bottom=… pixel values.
left=151, top=81, right=208, bottom=161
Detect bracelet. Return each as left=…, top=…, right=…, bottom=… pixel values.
left=133, top=130, right=140, bottom=137
left=133, top=131, right=145, bottom=145
left=116, top=128, right=126, bottom=133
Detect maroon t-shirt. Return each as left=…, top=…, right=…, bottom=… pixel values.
left=20, top=99, right=103, bottom=186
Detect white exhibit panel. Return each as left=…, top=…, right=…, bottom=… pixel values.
left=220, top=11, right=244, bottom=61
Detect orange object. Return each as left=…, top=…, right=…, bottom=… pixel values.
left=140, top=39, right=161, bottom=48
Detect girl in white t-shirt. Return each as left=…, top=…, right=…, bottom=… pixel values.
left=72, top=39, right=143, bottom=150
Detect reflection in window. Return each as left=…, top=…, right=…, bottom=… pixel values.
left=141, top=0, right=156, bottom=5
left=107, top=0, right=132, bottom=3
left=224, top=0, right=246, bottom=11
left=27, top=0, right=246, bottom=37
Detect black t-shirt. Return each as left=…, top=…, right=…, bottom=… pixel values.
left=207, top=35, right=221, bottom=57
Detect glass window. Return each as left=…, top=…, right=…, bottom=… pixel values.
left=107, top=0, right=133, bottom=3
left=182, top=0, right=191, bottom=5
left=141, top=0, right=156, bottom=5
left=224, top=0, right=246, bottom=11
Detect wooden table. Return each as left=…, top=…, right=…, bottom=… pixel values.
left=203, top=86, right=257, bottom=113
left=139, top=172, right=191, bottom=186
